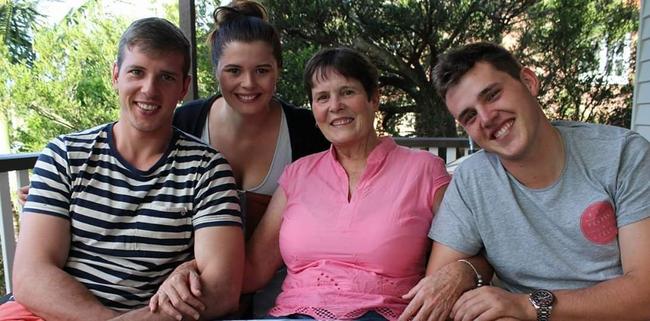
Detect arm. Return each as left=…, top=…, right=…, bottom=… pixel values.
left=193, top=225, right=245, bottom=320
left=12, top=213, right=119, bottom=321
left=399, top=242, right=493, bottom=321
left=399, top=184, right=494, bottom=321
left=149, top=190, right=284, bottom=319
left=242, top=188, right=286, bottom=293
left=452, top=217, right=650, bottom=321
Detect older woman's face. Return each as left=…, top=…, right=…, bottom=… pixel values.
left=311, top=69, right=378, bottom=148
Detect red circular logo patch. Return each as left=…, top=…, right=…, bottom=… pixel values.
left=580, top=201, right=617, bottom=245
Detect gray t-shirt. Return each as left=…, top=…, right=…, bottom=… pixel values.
left=429, top=121, right=650, bottom=293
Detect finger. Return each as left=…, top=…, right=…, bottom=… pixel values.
left=398, top=294, right=423, bottom=321
left=457, top=297, right=490, bottom=321
left=402, top=278, right=425, bottom=299
left=165, top=287, right=201, bottom=320
left=426, top=304, right=446, bottom=321
left=451, top=287, right=481, bottom=317
left=159, top=298, right=183, bottom=321
left=188, top=270, right=203, bottom=297
left=171, top=277, right=205, bottom=311
left=149, top=293, right=159, bottom=312
left=411, top=296, right=433, bottom=321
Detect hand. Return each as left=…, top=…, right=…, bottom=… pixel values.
left=450, top=286, right=530, bottom=321
left=17, top=185, right=29, bottom=205
left=398, top=261, right=474, bottom=321
left=149, top=260, right=205, bottom=321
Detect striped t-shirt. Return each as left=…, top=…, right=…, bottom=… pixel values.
left=23, top=123, right=242, bottom=310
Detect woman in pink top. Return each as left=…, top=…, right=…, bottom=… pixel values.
left=243, top=47, right=450, bottom=321
left=152, top=48, right=486, bottom=321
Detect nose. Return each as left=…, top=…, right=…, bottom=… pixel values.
left=477, top=105, right=497, bottom=128
left=328, top=94, right=345, bottom=112
left=242, top=71, right=257, bottom=88
left=140, top=75, right=159, bottom=97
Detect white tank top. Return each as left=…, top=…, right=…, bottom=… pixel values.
left=201, top=107, right=292, bottom=195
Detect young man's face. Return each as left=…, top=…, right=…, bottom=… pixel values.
left=445, top=61, right=544, bottom=162
left=112, top=45, right=190, bottom=137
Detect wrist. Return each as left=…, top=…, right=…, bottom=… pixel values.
left=456, top=259, right=483, bottom=290
left=518, top=293, right=537, bottom=321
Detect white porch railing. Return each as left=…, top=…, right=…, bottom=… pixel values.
left=0, top=137, right=472, bottom=294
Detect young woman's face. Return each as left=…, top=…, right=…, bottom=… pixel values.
left=216, top=40, right=279, bottom=115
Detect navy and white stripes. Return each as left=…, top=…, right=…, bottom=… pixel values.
left=23, top=123, right=241, bottom=310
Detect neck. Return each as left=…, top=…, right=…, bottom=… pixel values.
left=112, top=121, right=172, bottom=171
left=218, top=98, right=277, bottom=136
left=501, top=123, right=565, bottom=189
left=334, top=133, right=381, bottom=173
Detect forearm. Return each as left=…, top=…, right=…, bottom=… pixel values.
left=13, top=265, right=118, bottom=321
left=426, top=254, right=493, bottom=292
left=196, top=260, right=242, bottom=319
left=193, top=227, right=244, bottom=319
left=242, top=258, right=281, bottom=293
left=108, top=307, right=177, bottom=321
left=549, top=274, right=650, bottom=321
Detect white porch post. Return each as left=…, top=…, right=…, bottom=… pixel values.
left=632, top=0, right=650, bottom=140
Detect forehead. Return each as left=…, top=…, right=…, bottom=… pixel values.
left=311, top=68, right=359, bottom=90
left=445, top=62, right=512, bottom=116
left=121, top=45, right=185, bottom=72
left=220, top=40, right=277, bottom=66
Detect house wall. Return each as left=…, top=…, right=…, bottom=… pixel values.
left=632, top=0, right=650, bottom=139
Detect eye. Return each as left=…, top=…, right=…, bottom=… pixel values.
left=485, top=89, right=501, bottom=102
left=315, top=93, right=329, bottom=103
left=256, top=68, right=270, bottom=74
left=128, top=69, right=143, bottom=76
left=459, top=110, right=477, bottom=126
left=224, top=67, right=240, bottom=75
left=342, top=88, right=355, bottom=96
left=161, top=74, right=176, bottom=82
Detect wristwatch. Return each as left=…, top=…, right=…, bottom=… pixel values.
left=529, top=289, right=555, bottom=321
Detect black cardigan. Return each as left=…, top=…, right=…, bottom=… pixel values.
left=173, top=95, right=330, bottom=161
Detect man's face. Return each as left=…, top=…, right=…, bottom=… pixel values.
left=112, top=45, right=189, bottom=136
left=445, top=62, right=544, bottom=162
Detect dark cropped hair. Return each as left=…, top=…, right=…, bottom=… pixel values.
left=209, top=0, right=282, bottom=71
left=117, top=17, right=191, bottom=77
left=433, top=42, right=522, bottom=100
left=303, top=47, right=379, bottom=103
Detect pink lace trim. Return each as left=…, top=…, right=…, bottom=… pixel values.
left=270, top=306, right=399, bottom=321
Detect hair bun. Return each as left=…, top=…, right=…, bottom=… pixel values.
left=214, top=0, right=268, bottom=26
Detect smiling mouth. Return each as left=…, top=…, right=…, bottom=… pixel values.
left=236, top=94, right=259, bottom=102
left=136, top=102, right=160, bottom=112
left=331, top=118, right=354, bottom=126
left=493, top=120, right=514, bottom=139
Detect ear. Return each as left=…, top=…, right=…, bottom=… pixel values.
left=180, top=74, right=192, bottom=101
left=370, top=89, right=380, bottom=112
left=111, top=62, right=119, bottom=89
left=519, top=67, right=540, bottom=96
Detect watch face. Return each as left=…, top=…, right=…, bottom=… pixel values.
left=531, top=289, right=555, bottom=307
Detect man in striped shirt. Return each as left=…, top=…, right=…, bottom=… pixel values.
left=0, top=17, right=244, bottom=321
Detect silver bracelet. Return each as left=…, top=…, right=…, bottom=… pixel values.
left=458, top=259, right=484, bottom=288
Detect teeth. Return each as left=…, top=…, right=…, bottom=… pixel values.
left=495, top=120, right=513, bottom=138
left=331, top=118, right=353, bottom=126
left=237, top=94, right=257, bottom=102
left=137, top=102, right=159, bottom=111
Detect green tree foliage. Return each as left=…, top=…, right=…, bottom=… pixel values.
left=0, top=0, right=41, bottom=65
left=266, top=0, right=638, bottom=136
left=0, top=0, right=125, bottom=152
left=515, top=0, right=637, bottom=128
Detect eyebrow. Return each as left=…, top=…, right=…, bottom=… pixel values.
left=455, top=82, right=499, bottom=122
left=477, top=82, right=499, bottom=101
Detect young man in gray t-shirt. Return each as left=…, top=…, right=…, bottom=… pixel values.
left=400, top=42, right=650, bottom=321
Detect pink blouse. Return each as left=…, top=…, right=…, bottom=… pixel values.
left=270, top=137, right=450, bottom=321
